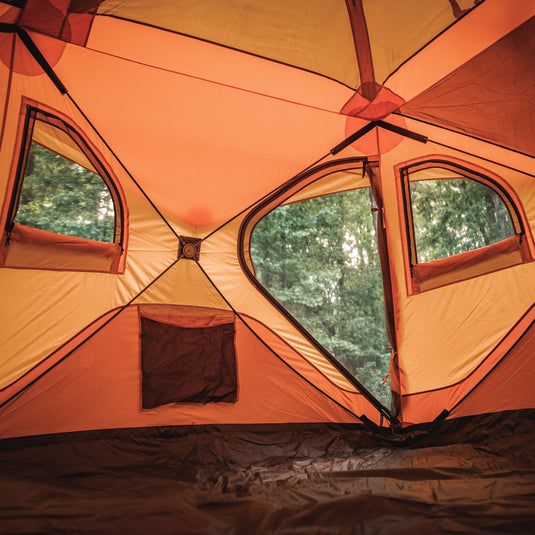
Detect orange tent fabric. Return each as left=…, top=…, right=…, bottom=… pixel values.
left=1, top=2, right=535, bottom=532
left=0, top=0, right=534, bottom=436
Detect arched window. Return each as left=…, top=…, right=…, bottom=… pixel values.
left=1, top=106, right=125, bottom=273
left=246, top=163, right=392, bottom=406
left=399, top=160, right=531, bottom=293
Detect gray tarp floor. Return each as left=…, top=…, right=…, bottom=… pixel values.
left=0, top=411, right=534, bottom=534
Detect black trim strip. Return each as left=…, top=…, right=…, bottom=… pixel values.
left=0, top=24, right=67, bottom=94
left=376, top=120, right=428, bottom=144
left=394, top=112, right=535, bottom=162
left=0, top=0, right=24, bottom=7
left=0, top=22, right=17, bottom=32
left=16, top=27, right=67, bottom=94
left=192, top=258, right=387, bottom=427
left=399, top=167, right=416, bottom=273
left=0, top=258, right=180, bottom=411
left=366, top=162, right=398, bottom=372
left=330, top=122, right=376, bottom=155
left=331, top=120, right=427, bottom=157
left=4, top=105, right=34, bottom=237
left=66, top=95, right=180, bottom=241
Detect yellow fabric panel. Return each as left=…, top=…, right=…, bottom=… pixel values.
left=98, top=0, right=359, bottom=88
left=0, top=67, right=180, bottom=390
left=400, top=264, right=535, bottom=394
left=282, top=168, right=369, bottom=206
left=136, top=259, right=232, bottom=312
left=363, top=0, right=455, bottom=85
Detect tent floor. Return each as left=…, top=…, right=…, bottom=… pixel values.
left=0, top=411, right=534, bottom=534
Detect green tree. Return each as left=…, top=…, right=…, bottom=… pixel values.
left=411, top=178, right=513, bottom=262
left=251, top=188, right=392, bottom=406
left=15, top=143, right=115, bottom=242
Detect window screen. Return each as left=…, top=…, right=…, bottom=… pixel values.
left=400, top=161, right=529, bottom=292
left=9, top=109, right=119, bottom=243
left=250, top=186, right=391, bottom=406
left=15, top=141, right=115, bottom=243
left=1, top=106, right=124, bottom=273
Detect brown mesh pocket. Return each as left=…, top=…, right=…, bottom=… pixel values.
left=141, top=317, right=237, bottom=409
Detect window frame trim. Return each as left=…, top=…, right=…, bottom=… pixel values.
left=0, top=100, right=128, bottom=273
left=396, top=156, right=534, bottom=295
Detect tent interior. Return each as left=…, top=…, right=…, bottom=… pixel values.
left=0, top=0, right=534, bottom=532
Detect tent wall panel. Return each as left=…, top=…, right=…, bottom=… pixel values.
left=449, top=316, right=535, bottom=419
left=398, top=304, right=535, bottom=425
left=0, top=72, right=179, bottom=390
left=0, top=0, right=533, bottom=444
left=380, top=137, right=535, bottom=403
left=41, top=31, right=356, bottom=229
left=0, top=305, right=360, bottom=440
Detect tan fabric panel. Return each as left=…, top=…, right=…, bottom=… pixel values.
left=87, top=16, right=353, bottom=113
left=449, top=316, right=535, bottom=419
left=379, top=131, right=535, bottom=396
left=399, top=265, right=535, bottom=393
left=282, top=168, right=369, bottom=206
left=401, top=16, right=535, bottom=156
left=0, top=306, right=360, bottom=440
left=398, top=304, right=535, bottom=425
left=136, top=260, right=231, bottom=312
left=97, top=0, right=359, bottom=88
left=363, top=0, right=456, bottom=86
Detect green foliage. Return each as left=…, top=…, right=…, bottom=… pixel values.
left=15, top=143, right=115, bottom=242
left=411, top=179, right=513, bottom=262
left=251, top=188, right=392, bottom=406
